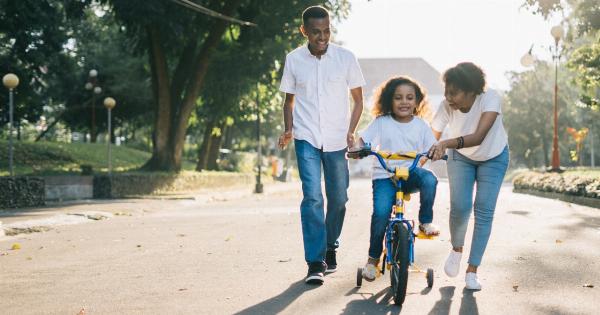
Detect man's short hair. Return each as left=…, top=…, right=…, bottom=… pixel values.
left=302, top=6, right=329, bottom=25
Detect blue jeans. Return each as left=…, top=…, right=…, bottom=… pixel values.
left=447, top=146, right=509, bottom=266
left=368, top=167, right=438, bottom=259
left=294, top=139, right=349, bottom=264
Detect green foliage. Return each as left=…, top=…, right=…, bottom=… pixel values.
left=0, top=0, right=91, bottom=127
left=504, top=61, right=583, bottom=168
left=0, top=140, right=151, bottom=175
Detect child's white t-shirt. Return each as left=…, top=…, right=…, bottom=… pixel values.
left=359, top=116, right=437, bottom=180
left=431, top=89, right=508, bottom=161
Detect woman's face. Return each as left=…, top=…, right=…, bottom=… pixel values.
left=392, top=84, right=418, bottom=120
left=444, top=84, right=476, bottom=113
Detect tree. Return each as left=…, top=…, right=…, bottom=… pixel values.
left=504, top=61, right=581, bottom=168
left=0, top=0, right=90, bottom=135
left=98, top=0, right=350, bottom=171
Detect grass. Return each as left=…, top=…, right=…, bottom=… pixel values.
left=0, top=140, right=196, bottom=176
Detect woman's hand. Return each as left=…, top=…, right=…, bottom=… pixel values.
left=428, top=141, right=448, bottom=161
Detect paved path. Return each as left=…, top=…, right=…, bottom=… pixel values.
left=1, top=179, right=599, bottom=314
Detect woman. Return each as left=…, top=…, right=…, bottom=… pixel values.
left=428, top=62, right=509, bottom=290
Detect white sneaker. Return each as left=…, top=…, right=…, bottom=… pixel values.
left=444, top=250, right=462, bottom=277
left=465, top=272, right=482, bottom=290
left=361, top=259, right=379, bottom=282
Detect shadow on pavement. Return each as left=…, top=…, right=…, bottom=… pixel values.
left=233, top=280, right=319, bottom=315
left=340, top=287, right=401, bottom=315
left=458, top=288, right=479, bottom=315
left=428, top=286, right=455, bottom=315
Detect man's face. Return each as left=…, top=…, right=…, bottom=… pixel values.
left=300, top=17, right=330, bottom=54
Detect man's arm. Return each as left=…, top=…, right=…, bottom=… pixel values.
left=278, top=93, right=295, bottom=149
left=347, top=87, right=364, bottom=148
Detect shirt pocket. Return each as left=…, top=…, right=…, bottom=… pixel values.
left=328, top=74, right=345, bottom=85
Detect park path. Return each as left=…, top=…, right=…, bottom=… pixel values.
left=0, top=178, right=599, bottom=314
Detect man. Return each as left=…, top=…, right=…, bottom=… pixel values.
left=278, top=5, right=365, bottom=285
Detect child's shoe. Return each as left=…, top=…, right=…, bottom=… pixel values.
left=419, top=223, right=440, bottom=236
left=444, top=250, right=462, bottom=277
left=465, top=272, right=482, bottom=290
left=361, top=257, right=379, bottom=282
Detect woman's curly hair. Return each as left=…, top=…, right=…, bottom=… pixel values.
left=371, top=76, right=431, bottom=120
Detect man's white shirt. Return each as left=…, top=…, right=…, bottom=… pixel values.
left=279, top=43, right=365, bottom=152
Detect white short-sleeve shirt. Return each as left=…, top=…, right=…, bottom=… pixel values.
left=359, top=116, right=437, bottom=180
left=279, top=43, right=366, bottom=152
left=431, top=89, right=508, bottom=161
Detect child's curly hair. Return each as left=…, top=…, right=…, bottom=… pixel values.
left=371, top=76, right=431, bottom=120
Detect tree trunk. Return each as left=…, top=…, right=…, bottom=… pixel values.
left=206, top=123, right=224, bottom=170
left=196, top=121, right=215, bottom=171
left=170, top=0, right=243, bottom=171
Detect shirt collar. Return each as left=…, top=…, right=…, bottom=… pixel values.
left=303, top=43, right=333, bottom=59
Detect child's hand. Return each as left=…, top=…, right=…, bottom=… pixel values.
left=278, top=131, right=293, bottom=149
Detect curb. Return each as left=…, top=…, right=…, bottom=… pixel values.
left=513, top=188, right=600, bottom=209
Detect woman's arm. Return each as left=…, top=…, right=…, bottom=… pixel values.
left=428, top=112, right=498, bottom=160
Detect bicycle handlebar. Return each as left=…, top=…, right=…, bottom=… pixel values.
left=347, top=144, right=448, bottom=175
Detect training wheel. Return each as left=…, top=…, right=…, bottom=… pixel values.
left=426, top=268, right=434, bottom=288
left=356, top=268, right=363, bottom=287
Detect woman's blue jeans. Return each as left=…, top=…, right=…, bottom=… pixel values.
left=368, top=167, right=438, bottom=259
left=294, top=139, right=349, bottom=264
left=447, top=146, right=509, bottom=266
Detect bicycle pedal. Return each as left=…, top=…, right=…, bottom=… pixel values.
left=416, top=231, right=437, bottom=240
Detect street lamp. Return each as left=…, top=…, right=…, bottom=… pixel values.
left=254, top=86, right=263, bottom=194
left=3, top=73, right=19, bottom=177
left=85, top=69, right=102, bottom=142
left=103, top=97, right=116, bottom=175
left=550, top=25, right=564, bottom=172
left=520, top=45, right=535, bottom=68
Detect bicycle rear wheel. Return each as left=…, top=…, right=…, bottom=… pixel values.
left=390, top=222, right=410, bottom=305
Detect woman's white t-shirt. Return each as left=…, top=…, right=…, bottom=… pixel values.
left=359, top=116, right=437, bottom=180
left=431, top=89, right=508, bottom=161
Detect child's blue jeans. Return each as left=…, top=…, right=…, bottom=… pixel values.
left=294, top=139, right=349, bottom=264
left=446, top=146, right=509, bottom=267
left=368, top=167, right=438, bottom=259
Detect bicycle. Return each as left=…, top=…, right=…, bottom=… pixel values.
left=347, top=143, right=446, bottom=306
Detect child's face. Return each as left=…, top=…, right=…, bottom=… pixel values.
left=392, top=84, right=418, bottom=119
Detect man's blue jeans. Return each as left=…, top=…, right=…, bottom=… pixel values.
left=368, top=168, right=438, bottom=259
left=446, top=146, right=509, bottom=266
left=295, top=139, right=349, bottom=264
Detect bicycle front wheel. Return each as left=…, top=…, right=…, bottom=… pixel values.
left=390, top=222, right=410, bottom=306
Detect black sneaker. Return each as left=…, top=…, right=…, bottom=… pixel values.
left=325, top=250, right=337, bottom=273
left=305, top=262, right=326, bottom=285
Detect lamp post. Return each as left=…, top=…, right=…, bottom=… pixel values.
left=104, top=97, right=116, bottom=175
left=254, top=87, right=263, bottom=194
left=85, top=69, right=102, bottom=142
left=550, top=25, right=564, bottom=172
left=3, top=73, right=19, bottom=177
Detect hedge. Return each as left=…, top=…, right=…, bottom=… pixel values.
left=513, top=171, right=600, bottom=198
left=93, top=171, right=255, bottom=198
left=0, top=177, right=45, bottom=209
left=513, top=171, right=600, bottom=208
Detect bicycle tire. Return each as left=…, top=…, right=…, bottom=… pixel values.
left=390, top=222, right=410, bottom=305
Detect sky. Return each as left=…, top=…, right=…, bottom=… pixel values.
left=333, top=0, right=564, bottom=91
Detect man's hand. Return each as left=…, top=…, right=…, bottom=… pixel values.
left=428, top=141, right=448, bottom=161
left=278, top=130, right=293, bottom=149
left=347, top=132, right=356, bottom=149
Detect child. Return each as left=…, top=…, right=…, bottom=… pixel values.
left=357, top=76, right=440, bottom=281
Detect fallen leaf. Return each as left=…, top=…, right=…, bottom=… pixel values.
left=516, top=256, right=526, bottom=261
left=177, top=234, right=186, bottom=237
left=178, top=288, right=188, bottom=291
left=26, top=257, right=32, bottom=260
left=11, top=243, right=21, bottom=250
left=555, top=239, right=563, bottom=244
left=136, top=244, right=142, bottom=248
left=77, top=308, right=85, bottom=315
left=278, top=258, right=292, bottom=263
left=225, top=236, right=232, bottom=242
left=583, top=284, right=594, bottom=288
